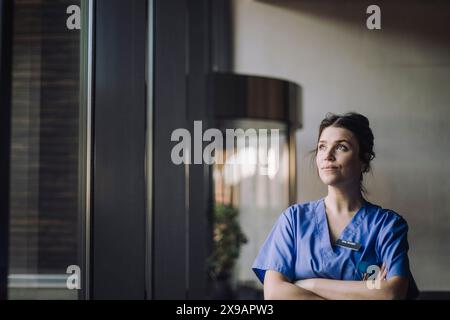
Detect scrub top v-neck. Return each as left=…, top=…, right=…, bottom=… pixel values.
left=252, top=198, right=419, bottom=299
left=318, top=198, right=367, bottom=258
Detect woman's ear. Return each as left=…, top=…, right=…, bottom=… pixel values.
left=361, top=162, right=367, bottom=173
left=362, top=153, right=371, bottom=172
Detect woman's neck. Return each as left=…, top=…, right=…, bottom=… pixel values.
left=325, top=186, right=364, bottom=217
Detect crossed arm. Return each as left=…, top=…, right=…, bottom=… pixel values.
left=264, top=266, right=409, bottom=300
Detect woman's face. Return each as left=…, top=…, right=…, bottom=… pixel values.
left=316, top=126, right=365, bottom=188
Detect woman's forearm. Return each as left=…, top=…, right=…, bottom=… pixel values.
left=295, top=278, right=403, bottom=300
left=265, top=281, right=325, bottom=300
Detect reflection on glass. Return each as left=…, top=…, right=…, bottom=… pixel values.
left=8, top=0, right=84, bottom=299
left=212, top=129, right=289, bottom=299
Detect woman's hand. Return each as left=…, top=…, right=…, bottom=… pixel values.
left=364, top=262, right=387, bottom=289
left=292, top=262, right=407, bottom=300
left=376, top=262, right=388, bottom=280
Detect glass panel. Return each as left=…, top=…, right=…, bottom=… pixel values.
left=8, top=0, right=86, bottom=300
left=210, top=127, right=289, bottom=299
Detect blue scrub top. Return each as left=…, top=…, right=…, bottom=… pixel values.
left=252, top=198, right=419, bottom=299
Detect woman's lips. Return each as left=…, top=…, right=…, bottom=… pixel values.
left=322, top=167, right=338, bottom=171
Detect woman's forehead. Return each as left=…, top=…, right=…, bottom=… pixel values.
left=319, top=126, right=356, bottom=143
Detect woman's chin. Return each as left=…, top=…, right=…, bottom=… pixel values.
left=320, top=176, right=341, bottom=186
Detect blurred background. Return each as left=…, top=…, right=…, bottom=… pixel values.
left=1, top=0, right=449, bottom=300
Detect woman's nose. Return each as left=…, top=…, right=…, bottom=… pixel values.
left=324, top=148, right=335, bottom=160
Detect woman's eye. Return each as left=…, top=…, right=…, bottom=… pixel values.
left=318, top=144, right=326, bottom=151
left=337, top=144, right=348, bottom=151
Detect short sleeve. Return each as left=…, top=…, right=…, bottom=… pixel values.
left=376, top=214, right=419, bottom=299
left=376, top=214, right=411, bottom=279
left=252, top=208, right=296, bottom=284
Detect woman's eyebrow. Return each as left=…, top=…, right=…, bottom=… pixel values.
left=318, top=139, right=353, bottom=146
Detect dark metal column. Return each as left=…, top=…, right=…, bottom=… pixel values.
left=153, top=0, right=189, bottom=299
left=0, top=0, right=13, bottom=301
left=186, top=0, right=213, bottom=299
left=92, top=0, right=147, bottom=299
left=152, top=0, right=221, bottom=299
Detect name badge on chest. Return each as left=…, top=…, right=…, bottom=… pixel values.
left=335, top=238, right=362, bottom=251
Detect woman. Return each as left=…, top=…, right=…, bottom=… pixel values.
left=252, top=112, right=419, bottom=300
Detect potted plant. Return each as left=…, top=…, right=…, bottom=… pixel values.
left=208, top=204, right=248, bottom=299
